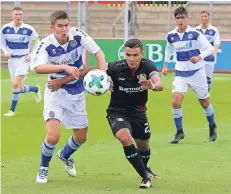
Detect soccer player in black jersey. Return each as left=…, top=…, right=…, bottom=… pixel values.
left=106, top=39, right=164, bottom=189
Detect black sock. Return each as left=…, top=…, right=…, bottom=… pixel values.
left=138, top=149, right=150, bottom=169
left=123, top=144, right=147, bottom=178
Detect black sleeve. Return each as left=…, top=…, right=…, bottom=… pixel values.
left=106, top=61, right=117, bottom=77
left=144, top=60, right=159, bottom=79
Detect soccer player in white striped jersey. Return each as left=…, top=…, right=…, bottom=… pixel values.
left=162, top=7, right=218, bottom=144
left=195, top=10, right=220, bottom=91
left=30, top=11, right=106, bottom=184
left=1, top=7, right=41, bottom=117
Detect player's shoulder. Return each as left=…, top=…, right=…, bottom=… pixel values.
left=70, top=27, right=89, bottom=37
left=166, top=28, right=177, bottom=36
left=108, top=59, right=126, bottom=66
left=142, top=58, right=155, bottom=66
left=22, top=23, right=37, bottom=32
left=1, top=22, right=11, bottom=31
left=37, top=35, right=53, bottom=48
left=208, top=24, right=219, bottom=32
left=166, top=27, right=178, bottom=42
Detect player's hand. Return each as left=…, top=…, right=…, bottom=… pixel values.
left=47, top=79, right=62, bottom=92
left=139, top=79, right=154, bottom=90
left=190, top=56, right=202, bottom=64
left=5, top=53, right=12, bottom=59
left=65, top=66, right=79, bottom=79
left=162, top=67, right=168, bottom=76
left=25, top=55, right=31, bottom=62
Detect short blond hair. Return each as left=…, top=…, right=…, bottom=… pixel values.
left=200, top=10, right=209, bottom=16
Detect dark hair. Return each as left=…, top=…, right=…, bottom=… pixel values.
left=200, top=10, right=209, bottom=16
left=124, top=39, right=143, bottom=51
left=13, top=7, right=23, bottom=12
left=174, top=6, right=188, bottom=17
left=50, top=10, right=70, bottom=25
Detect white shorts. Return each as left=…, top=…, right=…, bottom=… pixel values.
left=43, top=88, right=88, bottom=129
left=8, top=57, right=29, bottom=81
left=172, top=67, right=209, bottom=99
left=204, top=62, right=215, bottom=79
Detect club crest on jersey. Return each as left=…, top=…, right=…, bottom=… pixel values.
left=137, top=74, right=147, bottom=81
left=23, top=29, right=27, bottom=34
left=7, top=29, right=10, bottom=33
left=171, top=36, right=174, bottom=41
left=209, top=30, right=213, bottom=35
left=70, top=40, right=77, bottom=48
left=52, top=49, right=56, bottom=54
left=188, top=33, right=193, bottom=39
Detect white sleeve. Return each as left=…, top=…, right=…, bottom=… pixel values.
left=29, top=26, right=39, bottom=41
left=199, top=33, right=214, bottom=59
left=214, top=28, right=220, bottom=45
left=74, top=28, right=100, bottom=54
left=0, top=27, right=9, bottom=55
left=164, top=37, right=174, bottom=62
left=30, top=41, right=49, bottom=71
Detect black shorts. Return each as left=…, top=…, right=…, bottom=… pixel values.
left=106, top=111, right=151, bottom=140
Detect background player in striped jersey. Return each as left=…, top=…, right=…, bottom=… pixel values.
left=1, top=7, right=41, bottom=117
left=195, top=10, right=220, bottom=91
left=162, top=7, right=218, bottom=144
left=30, top=10, right=106, bottom=184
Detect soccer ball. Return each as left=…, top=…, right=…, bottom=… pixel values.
left=83, top=69, right=110, bottom=96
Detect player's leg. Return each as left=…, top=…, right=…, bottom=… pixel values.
left=106, top=112, right=151, bottom=188
left=36, top=118, right=61, bottom=183
left=170, top=77, right=188, bottom=143
left=17, top=59, right=42, bottom=102
left=57, top=94, right=88, bottom=177
left=131, top=113, right=160, bottom=180
left=204, top=63, right=215, bottom=92
left=4, top=59, right=18, bottom=116
left=58, top=127, right=87, bottom=177
left=36, top=92, right=63, bottom=183
left=191, top=68, right=217, bottom=141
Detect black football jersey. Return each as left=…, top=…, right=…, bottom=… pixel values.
left=106, top=58, right=158, bottom=113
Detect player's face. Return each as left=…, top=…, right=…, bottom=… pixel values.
left=175, top=14, right=188, bottom=31
left=12, top=10, right=23, bottom=26
left=125, top=47, right=144, bottom=70
left=200, top=13, right=209, bottom=25
left=50, top=19, right=70, bottom=44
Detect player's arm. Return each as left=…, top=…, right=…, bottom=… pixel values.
left=211, top=28, right=220, bottom=56
left=162, top=35, right=174, bottom=75
left=139, top=61, right=163, bottom=91
left=190, top=33, right=214, bottom=64
left=47, top=67, right=97, bottom=91
left=30, top=41, right=79, bottom=78
left=75, top=28, right=106, bottom=71
left=0, top=27, right=11, bottom=59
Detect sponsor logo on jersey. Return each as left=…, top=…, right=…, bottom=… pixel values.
left=119, top=86, right=145, bottom=93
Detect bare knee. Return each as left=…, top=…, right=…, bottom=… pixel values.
left=115, top=129, right=133, bottom=146
left=172, top=98, right=182, bottom=108
left=135, top=139, right=150, bottom=151
left=172, top=93, right=184, bottom=108
left=45, top=119, right=60, bottom=145
left=72, top=128, right=88, bottom=144
left=46, top=133, right=60, bottom=145
left=199, top=98, right=210, bottom=109
left=12, top=82, right=21, bottom=89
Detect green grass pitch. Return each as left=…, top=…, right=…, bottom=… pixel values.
left=1, top=68, right=231, bottom=194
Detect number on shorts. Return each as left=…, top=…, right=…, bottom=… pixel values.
left=144, top=123, right=150, bottom=133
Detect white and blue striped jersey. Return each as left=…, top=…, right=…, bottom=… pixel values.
left=30, top=27, right=100, bottom=96
left=195, top=24, right=220, bottom=62
left=1, top=21, right=38, bottom=58
left=164, top=25, right=213, bottom=76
